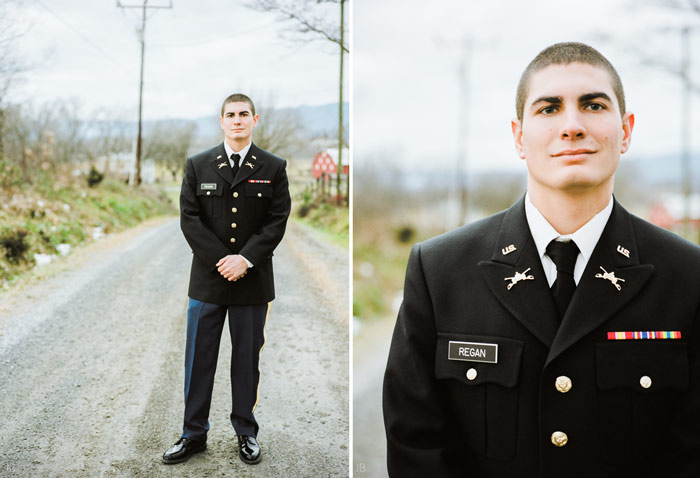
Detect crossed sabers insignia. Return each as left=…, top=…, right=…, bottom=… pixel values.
left=245, top=161, right=254, bottom=169
left=505, top=268, right=534, bottom=290
left=595, top=266, right=625, bottom=291
left=218, top=162, right=227, bottom=169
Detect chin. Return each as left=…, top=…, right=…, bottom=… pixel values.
left=557, top=176, right=612, bottom=193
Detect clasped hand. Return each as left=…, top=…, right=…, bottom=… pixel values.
left=216, top=254, right=248, bottom=282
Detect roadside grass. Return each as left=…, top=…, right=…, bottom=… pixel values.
left=353, top=215, right=441, bottom=323
left=0, top=169, right=176, bottom=288
left=293, top=200, right=349, bottom=249
left=290, top=173, right=348, bottom=250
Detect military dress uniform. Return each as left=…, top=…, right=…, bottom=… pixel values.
left=383, top=196, right=700, bottom=477
left=178, top=141, right=291, bottom=442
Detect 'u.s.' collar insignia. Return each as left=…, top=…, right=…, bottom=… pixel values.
left=218, top=162, right=227, bottom=169
left=617, top=245, right=630, bottom=258
left=251, top=155, right=257, bottom=160
left=245, top=161, right=254, bottom=169
left=216, top=155, right=222, bottom=159
left=502, top=244, right=517, bottom=255
left=595, top=266, right=625, bottom=291
left=504, top=267, right=534, bottom=290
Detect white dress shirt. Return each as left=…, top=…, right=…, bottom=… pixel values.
left=524, top=192, right=613, bottom=286
left=223, top=140, right=253, bottom=269
left=224, top=141, right=252, bottom=168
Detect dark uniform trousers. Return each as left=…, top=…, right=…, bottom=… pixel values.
left=383, top=197, right=700, bottom=477
left=179, top=142, right=290, bottom=441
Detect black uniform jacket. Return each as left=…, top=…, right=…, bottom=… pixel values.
left=383, top=197, right=700, bottom=477
left=180, top=142, right=291, bottom=305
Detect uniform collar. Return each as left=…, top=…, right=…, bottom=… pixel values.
left=223, top=141, right=252, bottom=164
left=525, top=192, right=613, bottom=269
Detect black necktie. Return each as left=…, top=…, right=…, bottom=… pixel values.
left=231, top=153, right=241, bottom=180
left=546, top=239, right=579, bottom=318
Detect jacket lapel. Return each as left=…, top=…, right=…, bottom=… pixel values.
left=478, top=197, right=560, bottom=348
left=232, top=143, right=263, bottom=188
left=210, top=143, right=234, bottom=184
left=545, top=200, right=654, bottom=366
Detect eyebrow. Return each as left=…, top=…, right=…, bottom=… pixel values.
left=579, top=92, right=612, bottom=103
left=530, top=91, right=613, bottom=108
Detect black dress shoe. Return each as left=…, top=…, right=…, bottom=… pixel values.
left=162, top=437, right=207, bottom=464
left=237, top=435, right=261, bottom=464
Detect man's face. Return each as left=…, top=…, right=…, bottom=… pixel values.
left=220, top=101, right=258, bottom=146
left=511, top=62, right=634, bottom=195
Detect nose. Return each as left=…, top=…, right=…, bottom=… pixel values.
left=560, top=110, right=586, bottom=139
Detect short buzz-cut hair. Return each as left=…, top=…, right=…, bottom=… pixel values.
left=221, top=93, right=256, bottom=117
left=515, top=42, right=625, bottom=122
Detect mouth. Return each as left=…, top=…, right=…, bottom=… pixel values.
left=552, top=149, right=595, bottom=157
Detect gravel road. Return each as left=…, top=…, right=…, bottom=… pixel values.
left=352, top=319, right=394, bottom=478
left=0, top=218, right=348, bottom=478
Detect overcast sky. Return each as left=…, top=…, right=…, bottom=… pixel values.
left=5, top=0, right=345, bottom=121
left=354, top=0, right=700, bottom=173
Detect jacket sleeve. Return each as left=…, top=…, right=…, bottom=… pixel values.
left=179, top=156, right=231, bottom=269
left=383, top=244, right=461, bottom=478
left=238, top=160, right=291, bottom=266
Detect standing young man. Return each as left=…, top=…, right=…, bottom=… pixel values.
left=383, top=43, right=700, bottom=476
left=163, top=93, right=291, bottom=466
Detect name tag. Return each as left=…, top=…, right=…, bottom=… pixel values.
left=201, top=183, right=217, bottom=190
left=448, top=341, right=498, bottom=363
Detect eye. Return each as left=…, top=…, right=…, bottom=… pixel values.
left=584, top=102, right=606, bottom=111
left=538, top=105, right=558, bottom=115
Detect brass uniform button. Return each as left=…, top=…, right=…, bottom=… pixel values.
left=206, top=191, right=211, bottom=196
left=233, top=192, right=239, bottom=198
left=232, top=207, right=237, bottom=213
left=257, top=193, right=262, bottom=197
left=555, top=376, right=572, bottom=393
left=640, top=375, right=652, bottom=389
left=230, top=238, right=236, bottom=243
left=551, top=431, right=568, bottom=447
left=466, top=368, right=477, bottom=381
left=231, top=223, right=237, bottom=229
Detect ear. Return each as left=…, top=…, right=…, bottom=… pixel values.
left=620, top=112, right=634, bottom=154
left=219, top=116, right=224, bottom=130
left=252, top=114, right=259, bottom=128
left=511, top=119, right=526, bottom=159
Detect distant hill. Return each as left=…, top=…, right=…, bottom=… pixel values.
left=621, top=153, right=700, bottom=188
left=137, top=102, right=348, bottom=140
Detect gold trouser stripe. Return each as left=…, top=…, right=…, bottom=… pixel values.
left=252, top=302, right=271, bottom=413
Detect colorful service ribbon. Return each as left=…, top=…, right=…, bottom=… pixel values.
left=607, top=331, right=681, bottom=340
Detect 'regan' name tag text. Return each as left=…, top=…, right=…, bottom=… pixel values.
left=448, top=341, right=498, bottom=363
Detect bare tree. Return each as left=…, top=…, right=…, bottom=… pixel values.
left=251, top=0, right=347, bottom=51
left=248, top=0, right=348, bottom=203
left=143, top=120, right=197, bottom=181
left=87, top=115, right=132, bottom=176
left=0, top=0, right=31, bottom=159
left=253, top=103, right=307, bottom=158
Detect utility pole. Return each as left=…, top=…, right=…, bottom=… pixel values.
left=337, top=0, right=346, bottom=204
left=117, top=0, right=172, bottom=186
left=456, top=37, right=472, bottom=227
left=680, top=26, right=692, bottom=239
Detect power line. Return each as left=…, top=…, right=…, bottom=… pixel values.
left=32, top=0, right=135, bottom=75
left=149, top=20, right=278, bottom=48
